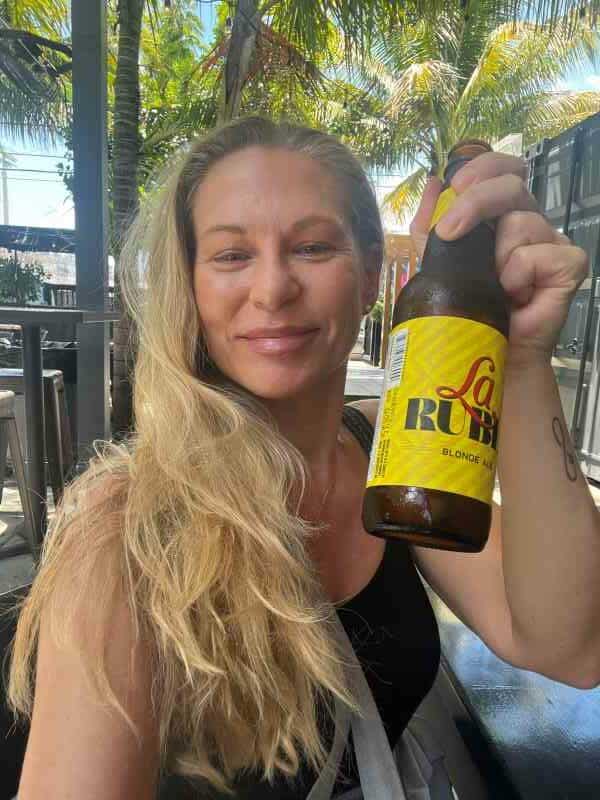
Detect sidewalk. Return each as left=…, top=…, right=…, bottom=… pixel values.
left=345, top=356, right=384, bottom=400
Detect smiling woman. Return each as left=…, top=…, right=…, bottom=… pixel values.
left=8, top=117, right=411, bottom=800
left=191, top=146, right=375, bottom=400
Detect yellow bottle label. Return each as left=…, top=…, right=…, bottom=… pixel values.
left=367, top=316, right=508, bottom=505
left=429, top=186, right=457, bottom=229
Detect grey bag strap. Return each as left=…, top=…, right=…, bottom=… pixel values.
left=308, top=613, right=457, bottom=800
left=307, top=616, right=408, bottom=800
left=395, top=719, right=455, bottom=800
left=339, top=618, right=408, bottom=800
left=305, top=695, right=352, bottom=800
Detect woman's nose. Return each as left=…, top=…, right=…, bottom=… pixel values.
left=248, top=252, right=301, bottom=312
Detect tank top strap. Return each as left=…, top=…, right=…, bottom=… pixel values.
left=342, top=404, right=375, bottom=457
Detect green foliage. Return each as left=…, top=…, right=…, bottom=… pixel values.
left=137, top=0, right=215, bottom=182
left=369, top=299, right=384, bottom=322
left=0, top=254, right=46, bottom=305
left=358, top=9, right=600, bottom=223
left=5, top=0, right=600, bottom=223
left=0, top=0, right=71, bottom=144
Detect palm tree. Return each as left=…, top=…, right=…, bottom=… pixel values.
left=110, top=0, right=146, bottom=436
left=111, top=0, right=210, bottom=436
left=0, top=0, right=71, bottom=145
left=213, top=0, right=600, bottom=127
left=359, top=10, right=600, bottom=221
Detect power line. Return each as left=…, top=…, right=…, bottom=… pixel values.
left=2, top=166, right=62, bottom=174
left=5, top=177, right=64, bottom=183
left=2, top=151, right=71, bottom=159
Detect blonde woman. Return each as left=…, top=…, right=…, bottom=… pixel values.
left=8, top=117, right=599, bottom=800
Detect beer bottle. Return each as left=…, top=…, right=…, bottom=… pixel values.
left=363, top=140, right=510, bottom=552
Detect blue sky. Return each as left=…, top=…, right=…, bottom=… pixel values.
left=1, top=1, right=598, bottom=231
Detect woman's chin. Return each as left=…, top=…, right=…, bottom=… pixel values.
left=233, top=368, right=324, bottom=402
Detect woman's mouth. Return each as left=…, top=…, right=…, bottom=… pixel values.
left=239, top=326, right=320, bottom=355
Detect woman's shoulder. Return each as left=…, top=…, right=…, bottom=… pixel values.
left=346, top=399, right=378, bottom=427
left=33, top=455, right=134, bottom=645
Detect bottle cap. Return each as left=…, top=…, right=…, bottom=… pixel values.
left=447, top=139, right=492, bottom=163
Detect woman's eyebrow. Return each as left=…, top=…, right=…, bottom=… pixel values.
left=199, top=223, right=245, bottom=239
left=289, top=215, right=346, bottom=235
left=198, top=215, right=347, bottom=240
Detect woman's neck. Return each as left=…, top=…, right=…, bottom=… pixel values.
left=263, top=366, right=348, bottom=472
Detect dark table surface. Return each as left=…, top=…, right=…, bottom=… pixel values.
left=427, top=587, right=600, bottom=799
left=0, top=306, right=118, bottom=324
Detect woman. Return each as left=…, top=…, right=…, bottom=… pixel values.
left=8, top=117, right=599, bottom=800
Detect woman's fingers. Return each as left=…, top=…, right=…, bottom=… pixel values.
left=495, top=210, right=559, bottom=273
left=500, top=242, right=588, bottom=347
left=451, top=151, right=528, bottom=193
left=500, top=242, right=588, bottom=306
left=436, top=173, right=537, bottom=240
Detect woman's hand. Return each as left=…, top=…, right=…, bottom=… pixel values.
left=410, top=153, right=589, bottom=369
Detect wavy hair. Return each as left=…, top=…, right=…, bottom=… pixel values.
left=7, top=116, right=384, bottom=793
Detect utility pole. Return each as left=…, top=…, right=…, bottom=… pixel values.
left=72, top=0, right=111, bottom=468
left=1, top=154, right=9, bottom=225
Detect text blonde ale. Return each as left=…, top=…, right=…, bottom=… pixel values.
left=363, top=140, right=510, bottom=552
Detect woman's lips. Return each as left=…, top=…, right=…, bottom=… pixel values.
left=240, top=328, right=319, bottom=355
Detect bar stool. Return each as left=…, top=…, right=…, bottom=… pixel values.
left=0, top=391, right=36, bottom=554
left=0, top=369, right=74, bottom=506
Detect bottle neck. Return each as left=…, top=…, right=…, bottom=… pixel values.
left=421, top=223, right=497, bottom=280
left=442, top=155, right=472, bottom=187
left=424, top=153, right=496, bottom=278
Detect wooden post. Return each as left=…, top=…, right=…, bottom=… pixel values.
left=408, top=237, right=418, bottom=279
left=380, top=258, right=393, bottom=368
left=394, top=259, right=404, bottom=302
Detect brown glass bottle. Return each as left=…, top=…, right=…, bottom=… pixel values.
left=362, top=140, right=510, bottom=552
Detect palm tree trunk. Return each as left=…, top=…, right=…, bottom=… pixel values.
left=111, top=0, right=144, bottom=438
left=218, top=0, right=261, bottom=123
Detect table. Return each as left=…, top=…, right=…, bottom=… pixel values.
left=0, top=307, right=119, bottom=547
left=427, top=586, right=600, bottom=798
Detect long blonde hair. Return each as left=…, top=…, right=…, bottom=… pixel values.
left=7, top=116, right=384, bottom=793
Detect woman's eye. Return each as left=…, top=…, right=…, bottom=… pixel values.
left=213, top=251, right=249, bottom=264
left=295, top=242, right=335, bottom=258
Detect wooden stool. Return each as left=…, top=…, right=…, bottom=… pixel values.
left=0, top=369, right=74, bottom=506
left=0, top=391, right=36, bottom=553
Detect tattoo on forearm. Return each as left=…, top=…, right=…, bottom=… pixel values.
left=552, top=417, right=578, bottom=482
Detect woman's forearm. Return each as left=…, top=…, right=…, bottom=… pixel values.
left=498, top=357, right=600, bottom=683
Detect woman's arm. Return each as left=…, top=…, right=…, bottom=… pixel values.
left=370, top=151, right=600, bottom=689
left=496, top=355, right=600, bottom=685
left=16, top=478, right=161, bottom=800
left=19, top=593, right=160, bottom=800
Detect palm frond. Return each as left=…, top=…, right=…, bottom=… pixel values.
left=382, top=166, right=428, bottom=224
left=0, top=77, right=66, bottom=144
left=457, top=21, right=524, bottom=118
left=386, top=60, right=461, bottom=118
left=457, top=19, right=600, bottom=133
left=523, top=90, right=600, bottom=142
left=0, top=0, right=69, bottom=41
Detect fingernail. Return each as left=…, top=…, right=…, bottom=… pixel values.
left=436, top=208, right=462, bottom=239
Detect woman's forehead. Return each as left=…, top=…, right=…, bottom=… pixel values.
left=192, top=146, right=347, bottom=234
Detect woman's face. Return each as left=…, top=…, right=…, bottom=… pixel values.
left=191, top=146, right=378, bottom=400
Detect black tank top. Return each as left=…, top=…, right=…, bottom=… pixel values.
left=159, top=406, right=441, bottom=799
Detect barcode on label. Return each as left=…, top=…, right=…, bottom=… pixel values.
left=387, top=328, right=408, bottom=388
